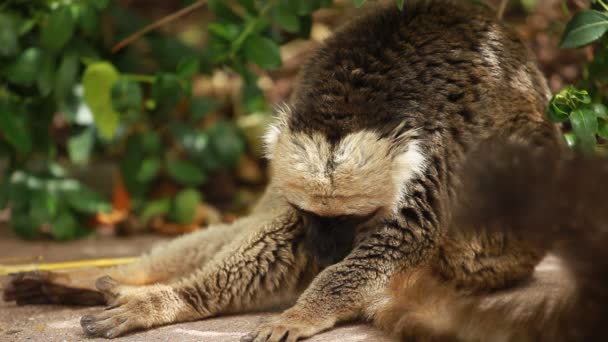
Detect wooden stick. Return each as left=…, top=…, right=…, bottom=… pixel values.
left=111, top=0, right=208, bottom=53
left=0, top=257, right=136, bottom=275
left=497, top=0, right=509, bottom=20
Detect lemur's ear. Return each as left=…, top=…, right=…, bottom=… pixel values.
left=263, top=103, right=291, bottom=160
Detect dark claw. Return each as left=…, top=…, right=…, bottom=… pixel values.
left=105, top=303, right=120, bottom=310
left=105, top=329, right=118, bottom=339
left=241, top=333, right=255, bottom=342
left=80, top=315, right=95, bottom=326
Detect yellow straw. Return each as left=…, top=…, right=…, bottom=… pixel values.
left=0, top=257, right=137, bottom=276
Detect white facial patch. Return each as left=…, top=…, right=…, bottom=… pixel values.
left=263, top=103, right=291, bottom=160
left=391, top=140, right=427, bottom=202
left=271, top=124, right=428, bottom=214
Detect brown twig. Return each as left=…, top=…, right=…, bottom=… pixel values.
left=111, top=0, right=208, bottom=53
left=496, top=0, right=509, bottom=20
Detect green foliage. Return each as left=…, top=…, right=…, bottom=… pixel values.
left=170, top=188, right=201, bottom=225
left=560, top=10, right=608, bottom=48
left=548, top=1, right=608, bottom=156
left=3, top=0, right=377, bottom=239
left=83, top=62, right=120, bottom=140
left=5, top=166, right=110, bottom=240
left=3, top=0, right=592, bottom=240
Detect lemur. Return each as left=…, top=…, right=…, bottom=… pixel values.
left=4, top=1, right=608, bottom=341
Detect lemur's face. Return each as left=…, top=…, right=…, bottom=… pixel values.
left=264, top=107, right=427, bottom=220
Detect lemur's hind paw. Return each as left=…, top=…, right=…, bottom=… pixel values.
left=3, top=270, right=105, bottom=306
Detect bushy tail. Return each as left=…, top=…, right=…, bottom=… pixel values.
left=374, top=143, right=608, bottom=341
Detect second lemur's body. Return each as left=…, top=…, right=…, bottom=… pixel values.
left=5, top=1, right=583, bottom=341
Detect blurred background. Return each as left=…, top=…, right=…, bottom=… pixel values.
left=0, top=0, right=605, bottom=246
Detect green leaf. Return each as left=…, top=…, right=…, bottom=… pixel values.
left=563, top=132, right=577, bottom=148
left=177, top=56, right=200, bottom=79
left=238, top=0, right=258, bottom=14
left=173, top=125, right=209, bottom=157
left=591, top=103, right=608, bottom=119
left=291, top=0, right=323, bottom=15
left=207, top=120, right=245, bottom=169
left=51, top=210, right=79, bottom=241
left=11, top=213, right=39, bottom=239
left=37, top=54, right=56, bottom=97
left=190, top=97, right=219, bottom=121
left=273, top=4, right=300, bottom=33
left=521, top=0, right=539, bottom=12
left=93, top=0, right=111, bottom=10
left=0, top=13, right=20, bottom=57
left=0, top=104, right=31, bottom=154
left=41, top=6, right=75, bottom=52
left=55, top=49, right=79, bottom=102
left=152, top=73, right=184, bottom=112
left=5, top=47, right=43, bottom=86
left=170, top=188, right=201, bottom=224
left=353, top=0, right=367, bottom=8
left=140, top=198, right=171, bottom=223
left=141, top=131, right=162, bottom=154
left=111, top=78, right=143, bottom=114
left=243, top=35, right=282, bottom=70
left=208, top=22, right=242, bottom=41
left=208, top=0, right=242, bottom=23
left=82, top=62, right=120, bottom=140
left=570, top=108, right=598, bottom=154
left=599, top=118, right=608, bottom=139
left=29, top=189, right=59, bottom=227
left=78, top=4, right=100, bottom=36
left=560, top=10, right=608, bottom=48
left=395, top=0, right=405, bottom=10
left=166, top=159, right=207, bottom=186
left=137, top=158, right=161, bottom=182
left=68, top=127, right=95, bottom=164
left=63, top=185, right=111, bottom=214
left=547, top=101, right=570, bottom=122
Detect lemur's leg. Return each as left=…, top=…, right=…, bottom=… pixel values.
left=79, top=204, right=316, bottom=339
left=434, top=228, right=545, bottom=292
left=3, top=185, right=283, bottom=306
left=2, top=221, right=247, bottom=306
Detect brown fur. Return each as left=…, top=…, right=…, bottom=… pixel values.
left=5, top=1, right=601, bottom=341
left=374, top=145, right=608, bottom=341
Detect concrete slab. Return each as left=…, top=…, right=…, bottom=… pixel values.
left=0, top=230, right=394, bottom=342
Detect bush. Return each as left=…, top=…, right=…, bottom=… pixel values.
left=0, top=0, right=602, bottom=239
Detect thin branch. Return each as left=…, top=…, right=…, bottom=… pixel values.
left=111, top=0, right=208, bottom=54
left=496, top=0, right=509, bottom=20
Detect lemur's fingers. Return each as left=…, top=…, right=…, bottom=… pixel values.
left=245, top=310, right=330, bottom=342
left=81, top=283, right=181, bottom=338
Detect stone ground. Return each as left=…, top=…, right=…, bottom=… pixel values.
left=0, top=229, right=394, bottom=342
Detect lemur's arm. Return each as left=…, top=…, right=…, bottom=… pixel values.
left=3, top=184, right=285, bottom=306
left=79, top=203, right=317, bottom=339
left=243, top=175, right=444, bottom=342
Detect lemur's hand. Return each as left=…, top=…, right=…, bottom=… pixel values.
left=243, top=307, right=334, bottom=342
